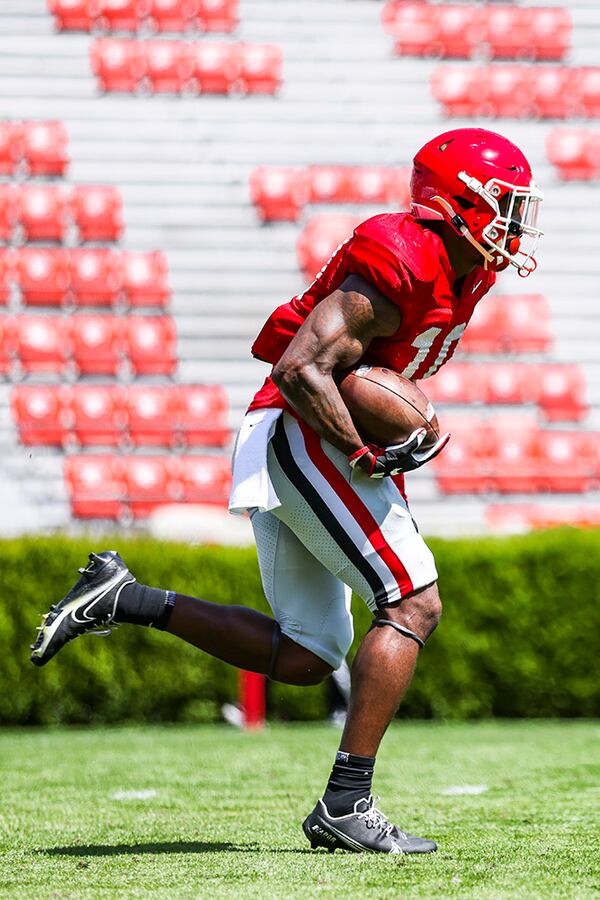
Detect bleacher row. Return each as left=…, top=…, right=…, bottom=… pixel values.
left=48, top=0, right=238, bottom=34
left=0, top=184, right=123, bottom=243
left=382, top=2, right=571, bottom=61
left=89, top=39, right=282, bottom=94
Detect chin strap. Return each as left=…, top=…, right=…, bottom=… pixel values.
left=432, top=194, right=495, bottom=264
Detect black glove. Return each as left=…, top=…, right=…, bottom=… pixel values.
left=349, top=428, right=451, bottom=478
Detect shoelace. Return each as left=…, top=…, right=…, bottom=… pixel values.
left=356, top=796, right=395, bottom=837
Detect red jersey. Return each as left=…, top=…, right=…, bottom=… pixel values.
left=249, top=213, right=495, bottom=410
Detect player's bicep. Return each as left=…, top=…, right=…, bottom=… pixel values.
left=274, top=276, right=401, bottom=378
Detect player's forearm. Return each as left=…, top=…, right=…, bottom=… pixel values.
left=274, top=364, right=365, bottom=457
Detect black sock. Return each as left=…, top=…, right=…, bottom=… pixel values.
left=322, top=751, right=375, bottom=816
left=116, top=582, right=176, bottom=630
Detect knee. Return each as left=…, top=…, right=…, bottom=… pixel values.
left=384, top=583, right=442, bottom=643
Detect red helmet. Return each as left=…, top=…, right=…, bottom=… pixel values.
left=411, top=128, right=543, bottom=277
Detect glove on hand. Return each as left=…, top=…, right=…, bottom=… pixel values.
left=349, top=428, right=450, bottom=478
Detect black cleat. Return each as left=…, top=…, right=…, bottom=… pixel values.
left=302, top=795, right=437, bottom=855
left=30, top=550, right=135, bottom=667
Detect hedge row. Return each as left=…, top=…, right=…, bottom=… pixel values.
left=1, top=528, right=598, bottom=724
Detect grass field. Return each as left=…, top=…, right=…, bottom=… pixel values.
left=0, top=721, right=598, bottom=899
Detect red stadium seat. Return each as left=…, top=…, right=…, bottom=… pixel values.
left=237, top=44, right=282, bottom=95
left=178, top=455, right=232, bottom=504
left=64, top=455, right=126, bottom=519
left=487, top=503, right=600, bottom=533
left=187, top=42, right=238, bottom=93
left=249, top=167, right=307, bottom=222
left=71, top=314, right=122, bottom=376
left=0, top=249, right=15, bottom=306
left=431, top=415, right=490, bottom=494
left=460, top=295, right=505, bottom=354
left=143, top=40, right=191, bottom=92
left=21, top=121, right=69, bottom=176
left=48, top=0, right=94, bottom=31
left=15, top=185, right=67, bottom=242
left=0, top=122, right=22, bottom=176
left=70, top=384, right=125, bottom=447
left=422, top=362, right=479, bottom=406
left=125, top=384, right=176, bottom=447
left=96, top=0, right=145, bottom=32
left=546, top=129, right=599, bottom=180
left=0, top=185, right=16, bottom=242
left=487, top=416, right=540, bottom=494
left=176, top=384, right=230, bottom=447
left=15, top=314, right=70, bottom=375
left=431, top=66, right=480, bottom=117
left=16, top=248, right=71, bottom=307
left=147, top=0, right=199, bottom=32
left=534, top=431, right=592, bottom=493
left=70, top=185, right=124, bottom=242
left=122, top=251, right=170, bottom=307
left=90, top=39, right=146, bottom=92
left=526, top=7, right=571, bottom=62
left=297, top=214, right=359, bottom=281
left=485, top=66, right=530, bottom=118
left=10, top=385, right=66, bottom=446
left=382, top=2, right=438, bottom=56
left=0, top=314, right=14, bottom=375
left=436, top=5, right=481, bottom=59
left=503, top=294, right=553, bottom=354
left=123, top=456, right=175, bottom=517
left=198, top=0, right=238, bottom=33
left=349, top=167, right=396, bottom=205
left=483, top=363, right=531, bottom=407
left=533, top=364, right=588, bottom=423
left=124, top=315, right=177, bottom=375
left=529, top=67, right=575, bottom=119
left=308, top=167, right=351, bottom=205
left=578, top=67, right=600, bottom=119
left=485, top=7, right=527, bottom=60
left=68, top=248, right=122, bottom=307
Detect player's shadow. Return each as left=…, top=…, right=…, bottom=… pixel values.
left=39, top=840, right=311, bottom=856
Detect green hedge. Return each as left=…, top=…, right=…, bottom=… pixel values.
left=0, top=529, right=598, bottom=724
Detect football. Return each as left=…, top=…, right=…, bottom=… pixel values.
left=337, top=365, right=440, bottom=448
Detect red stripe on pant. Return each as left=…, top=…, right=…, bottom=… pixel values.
left=296, top=418, right=414, bottom=599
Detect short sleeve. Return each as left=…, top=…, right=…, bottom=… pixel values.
left=345, top=231, right=416, bottom=309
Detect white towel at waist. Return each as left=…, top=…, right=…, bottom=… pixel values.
left=228, top=408, right=283, bottom=515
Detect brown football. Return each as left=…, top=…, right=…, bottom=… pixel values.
left=337, top=365, right=440, bottom=448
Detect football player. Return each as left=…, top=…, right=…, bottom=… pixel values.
left=30, top=128, right=543, bottom=854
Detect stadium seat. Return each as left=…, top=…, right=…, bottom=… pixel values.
left=21, top=121, right=69, bottom=176
left=0, top=314, right=14, bottom=375
left=431, top=415, right=490, bottom=494
left=308, top=167, right=351, bottom=205
left=546, top=129, right=600, bottom=180
left=533, top=364, right=588, bottom=422
left=502, top=294, right=553, bottom=353
left=70, top=185, right=124, bottom=242
left=0, top=122, right=22, bottom=176
left=198, top=0, right=238, bottom=33
left=70, top=384, right=125, bottom=447
left=71, top=314, right=122, bottom=376
left=64, top=455, right=126, bottom=519
left=68, top=248, right=122, bottom=307
left=48, top=0, right=95, bottom=31
left=482, top=363, right=531, bottom=407
left=124, top=315, right=177, bottom=375
left=430, top=66, right=480, bottom=117
left=422, top=362, right=479, bottom=406
left=125, top=384, right=176, bottom=447
left=436, top=5, right=481, bottom=59
left=143, top=40, right=191, bottom=93
left=0, top=185, right=15, bottom=242
left=381, top=2, right=438, bottom=56
left=16, top=248, right=70, bottom=307
left=0, top=249, right=14, bottom=306
left=176, top=384, right=230, bottom=447
left=11, top=385, right=66, bottom=446
left=187, top=42, right=238, bottom=93
left=122, top=251, right=170, bottom=307
left=297, top=214, right=359, bottom=281
left=460, top=296, right=505, bottom=354
left=178, top=455, right=232, bottom=504
left=15, top=314, right=70, bottom=375
left=90, top=39, right=146, bottom=92
left=578, top=67, right=600, bottom=119
left=529, top=67, right=576, bottom=119
left=96, top=0, right=145, bottom=32
left=486, top=503, right=600, bottom=533
left=15, top=185, right=67, bottom=242
left=526, top=7, right=571, bottom=62
left=485, top=66, right=530, bottom=118
left=534, top=431, right=592, bottom=493
left=484, top=6, right=528, bottom=60
left=123, top=456, right=175, bottom=517
left=487, top=416, right=540, bottom=494
left=249, top=167, right=307, bottom=222
left=237, top=44, right=282, bottom=95
left=146, top=0, right=199, bottom=32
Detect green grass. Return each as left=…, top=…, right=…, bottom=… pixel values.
left=0, top=722, right=598, bottom=899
